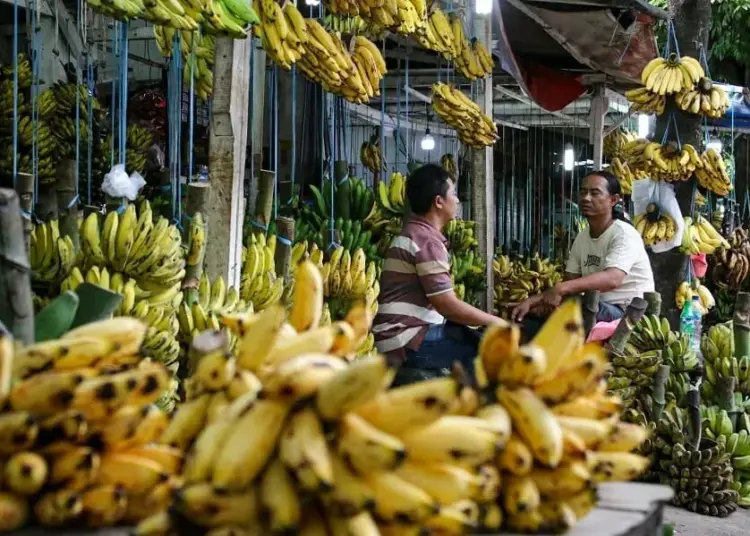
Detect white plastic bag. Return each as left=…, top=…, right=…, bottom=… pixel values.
left=102, top=164, right=146, bottom=201
left=631, top=178, right=683, bottom=253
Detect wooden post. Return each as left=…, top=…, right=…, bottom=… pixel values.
left=206, top=37, right=252, bottom=289
left=37, top=180, right=57, bottom=221
left=0, top=189, right=34, bottom=344
left=183, top=182, right=212, bottom=240
left=582, top=290, right=600, bottom=337
left=105, top=195, right=124, bottom=214
left=56, top=159, right=79, bottom=251
left=644, top=291, right=662, bottom=316
left=15, top=173, right=34, bottom=256
left=470, top=15, right=494, bottom=313
left=254, top=170, right=276, bottom=233
left=274, top=216, right=295, bottom=281
left=606, top=297, right=648, bottom=354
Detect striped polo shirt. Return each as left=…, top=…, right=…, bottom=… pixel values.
left=373, top=215, right=453, bottom=359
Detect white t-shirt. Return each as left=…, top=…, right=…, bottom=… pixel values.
left=565, top=220, right=655, bottom=307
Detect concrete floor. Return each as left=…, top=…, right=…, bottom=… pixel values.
left=665, top=505, right=750, bottom=535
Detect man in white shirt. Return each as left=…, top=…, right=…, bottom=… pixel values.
left=511, top=170, right=654, bottom=323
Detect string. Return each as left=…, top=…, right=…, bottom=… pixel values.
left=87, top=61, right=93, bottom=203
left=11, top=0, right=19, bottom=187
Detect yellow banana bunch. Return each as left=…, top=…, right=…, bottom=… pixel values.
left=681, top=215, right=730, bottom=255
left=85, top=0, right=145, bottom=23
left=441, top=152, right=458, bottom=178
left=295, top=25, right=387, bottom=104
left=181, top=31, right=217, bottom=101
left=29, top=220, right=78, bottom=284
left=324, top=0, right=425, bottom=35
left=0, top=317, right=184, bottom=530
left=676, top=77, right=731, bottom=118
left=633, top=210, right=677, bottom=248
left=240, top=232, right=284, bottom=311
left=375, top=172, right=407, bottom=218
left=432, top=82, right=498, bottom=148
left=451, top=16, right=494, bottom=80
left=360, top=140, right=383, bottom=174
left=608, top=157, right=636, bottom=195
left=492, top=253, right=562, bottom=316
left=674, top=280, right=714, bottom=314
left=624, top=87, right=666, bottom=115
left=321, top=246, right=379, bottom=320
left=625, top=140, right=701, bottom=183
left=603, top=129, right=636, bottom=160
left=695, top=147, right=733, bottom=196
left=640, top=54, right=704, bottom=96
left=325, top=13, right=387, bottom=40
left=254, top=1, right=307, bottom=70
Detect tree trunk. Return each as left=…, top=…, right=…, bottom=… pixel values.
left=651, top=0, right=712, bottom=329
left=0, top=189, right=35, bottom=344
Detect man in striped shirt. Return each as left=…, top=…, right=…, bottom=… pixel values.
left=373, top=164, right=504, bottom=386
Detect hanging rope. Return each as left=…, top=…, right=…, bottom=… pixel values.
left=168, top=32, right=183, bottom=225
left=30, top=0, right=40, bottom=197
left=291, top=64, right=297, bottom=193
left=87, top=60, right=93, bottom=203
left=187, top=30, right=197, bottom=183
left=272, top=65, right=279, bottom=220
left=11, top=0, right=19, bottom=187
left=110, top=23, right=118, bottom=171
left=119, top=22, right=128, bottom=165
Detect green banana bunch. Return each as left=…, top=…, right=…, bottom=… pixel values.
left=375, top=172, right=407, bottom=218
left=492, top=252, right=563, bottom=316
left=443, top=219, right=478, bottom=254
left=450, top=250, right=486, bottom=308
left=629, top=314, right=679, bottom=350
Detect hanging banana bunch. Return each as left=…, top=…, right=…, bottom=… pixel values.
left=324, top=0, right=426, bottom=35
left=240, top=233, right=285, bottom=311
left=622, top=139, right=701, bottom=183
left=676, top=78, right=730, bottom=118
left=324, top=13, right=387, bottom=40
left=253, top=1, right=308, bottom=70
left=441, top=153, right=458, bottom=179
left=694, top=148, right=733, bottom=196
left=360, top=131, right=384, bottom=174
left=30, top=220, right=78, bottom=284
left=432, top=83, right=498, bottom=148
left=633, top=204, right=677, bottom=248
left=603, top=129, right=636, bottom=160
left=624, top=87, right=666, bottom=115
left=608, top=157, right=636, bottom=195
left=641, top=54, right=705, bottom=96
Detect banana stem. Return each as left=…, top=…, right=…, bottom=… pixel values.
left=56, top=159, right=80, bottom=252
left=685, top=387, right=702, bottom=451
left=254, top=170, right=276, bottom=236
left=15, top=172, right=33, bottom=257
left=0, top=188, right=35, bottom=344
left=651, top=364, right=670, bottom=422
left=717, top=376, right=738, bottom=430
left=733, top=292, right=750, bottom=360
left=274, top=216, right=294, bottom=283
left=644, top=291, right=662, bottom=316
left=606, top=296, right=648, bottom=355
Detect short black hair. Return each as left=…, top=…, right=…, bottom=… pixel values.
left=587, top=170, right=621, bottom=196
left=405, top=163, right=452, bottom=215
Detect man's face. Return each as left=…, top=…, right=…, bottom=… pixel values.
left=435, top=179, right=460, bottom=220
left=579, top=174, right=616, bottom=218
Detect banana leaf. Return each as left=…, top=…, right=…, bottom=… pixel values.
left=69, top=283, right=123, bottom=330
left=34, top=291, right=80, bottom=342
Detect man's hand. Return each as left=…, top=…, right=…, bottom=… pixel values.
left=541, top=284, right=564, bottom=308
left=511, top=298, right=535, bottom=323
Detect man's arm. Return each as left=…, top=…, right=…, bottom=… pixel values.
left=428, top=291, right=503, bottom=326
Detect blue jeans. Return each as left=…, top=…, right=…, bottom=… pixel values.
left=391, top=324, right=477, bottom=387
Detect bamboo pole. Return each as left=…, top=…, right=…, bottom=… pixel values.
left=651, top=364, right=670, bottom=422
left=183, top=182, right=212, bottom=240
left=733, top=292, right=750, bottom=360
left=274, top=216, right=295, bottom=281
left=37, top=180, right=57, bottom=221
left=644, top=291, right=662, bottom=316
left=0, top=189, right=35, bottom=344
left=685, top=387, right=702, bottom=451
left=606, top=297, right=648, bottom=354
left=56, top=159, right=80, bottom=251
left=15, top=173, right=34, bottom=256
left=254, top=170, right=275, bottom=236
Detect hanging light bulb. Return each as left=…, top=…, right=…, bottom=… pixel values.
left=637, top=114, right=651, bottom=139
left=563, top=143, right=574, bottom=171
left=707, top=131, right=723, bottom=153
left=475, top=0, right=492, bottom=14
left=421, top=128, right=435, bottom=151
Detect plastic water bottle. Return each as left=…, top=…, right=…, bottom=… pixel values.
left=680, top=295, right=703, bottom=354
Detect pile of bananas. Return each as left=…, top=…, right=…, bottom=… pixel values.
left=322, top=246, right=379, bottom=321
left=87, top=0, right=257, bottom=37
left=308, top=176, right=378, bottom=225
left=178, top=273, right=247, bottom=342
left=296, top=25, right=387, bottom=104
left=91, top=123, right=154, bottom=179
left=640, top=405, right=739, bottom=517
left=240, top=233, right=284, bottom=311
left=155, top=28, right=216, bottom=101
left=676, top=78, right=731, bottom=118
left=625, top=87, right=667, bottom=115
left=634, top=209, right=677, bottom=248
left=711, top=241, right=750, bottom=291
left=130, top=280, right=648, bottom=535
left=695, top=147, right=733, bottom=196
left=441, top=152, right=458, bottom=179
left=641, top=54, right=705, bottom=96
left=702, top=405, right=750, bottom=508
left=681, top=215, right=731, bottom=255
left=603, top=129, right=637, bottom=160
left=360, top=138, right=384, bottom=174
left=608, top=157, right=640, bottom=195
left=253, top=1, right=306, bottom=70
left=30, top=220, right=78, bottom=284
left=0, top=317, right=187, bottom=531
left=444, top=219, right=479, bottom=254
left=451, top=250, right=486, bottom=307
left=624, top=140, right=701, bottom=183
left=492, top=253, right=562, bottom=314
left=325, top=13, right=387, bottom=40
left=413, top=9, right=494, bottom=80
left=324, top=0, right=424, bottom=35
left=432, top=83, right=498, bottom=148
left=675, top=280, right=715, bottom=314
left=701, top=323, right=750, bottom=401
